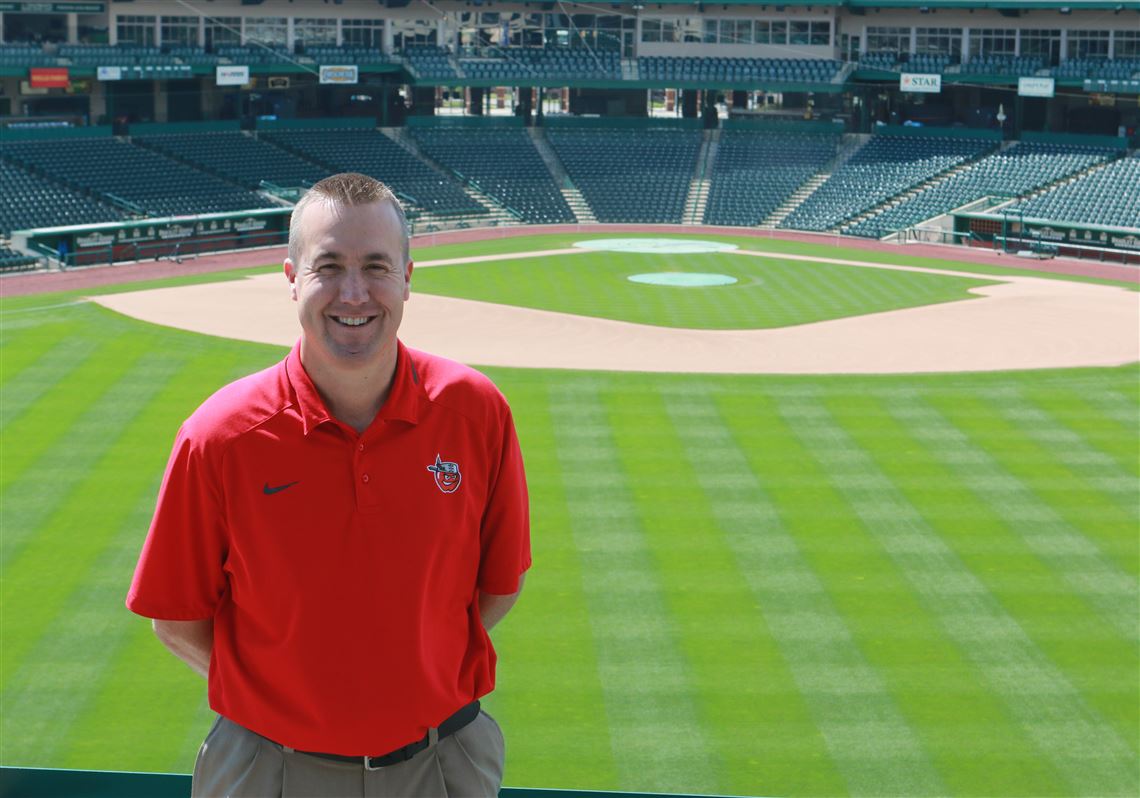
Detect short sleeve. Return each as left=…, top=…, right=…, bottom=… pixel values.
left=125, top=423, right=229, bottom=620
left=477, top=405, right=531, bottom=595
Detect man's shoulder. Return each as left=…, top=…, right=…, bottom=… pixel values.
left=181, top=357, right=291, bottom=444
left=406, top=346, right=509, bottom=416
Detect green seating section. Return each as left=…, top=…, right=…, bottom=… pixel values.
left=165, top=46, right=225, bottom=66
left=846, top=142, right=1117, bottom=239
left=59, top=45, right=182, bottom=66
left=859, top=52, right=900, bottom=70
left=0, top=138, right=275, bottom=218
left=0, top=244, right=38, bottom=271
left=704, top=130, right=839, bottom=227
left=216, top=46, right=296, bottom=66
left=136, top=131, right=326, bottom=190
left=780, top=134, right=994, bottom=232
left=546, top=128, right=700, bottom=223
left=460, top=49, right=620, bottom=81
left=639, top=56, right=840, bottom=83
left=960, top=55, right=1044, bottom=76
left=408, top=128, right=574, bottom=224
left=0, top=44, right=56, bottom=67
left=305, top=46, right=391, bottom=65
left=1010, top=153, right=1140, bottom=229
left=1053, top=58, right=1140, bottom=80
left=261, top=128, right=486, bottom=217
left=404, top=46, right=458, bottom=79
left=0, top=160, right=125, bottom=236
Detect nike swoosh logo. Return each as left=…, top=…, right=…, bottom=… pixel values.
left=263, top=481, right=300, bottom=495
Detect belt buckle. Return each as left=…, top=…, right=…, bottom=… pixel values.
left=363, top=755, right=384, bottom=772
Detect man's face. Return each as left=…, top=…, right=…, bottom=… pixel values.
left=284, top=199, right=413, bottom=374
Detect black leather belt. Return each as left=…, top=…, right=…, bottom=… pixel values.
left=293, top=700, right=481, bottom=771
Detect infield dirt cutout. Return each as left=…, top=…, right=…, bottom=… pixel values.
left=91, top=244, right=1140, bottom=374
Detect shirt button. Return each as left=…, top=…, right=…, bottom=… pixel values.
left=361, top=474, right=370, bottom=483
left=358, top=443, right=365, bottom=452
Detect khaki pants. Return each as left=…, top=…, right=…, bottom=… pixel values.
left=191, top=712, right=505, bottom=798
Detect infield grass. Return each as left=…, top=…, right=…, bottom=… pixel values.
left=1, top=235, right=1137, bottom=797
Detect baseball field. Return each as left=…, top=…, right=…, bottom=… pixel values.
left=1, top=231, right=1137, bottom=797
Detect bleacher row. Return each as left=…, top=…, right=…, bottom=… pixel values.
left=859, top=52, right=1140, bottom=80
left=1, top=128, right=1136, bottom=270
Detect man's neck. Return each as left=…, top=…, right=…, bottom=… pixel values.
left=301, top=348, right=399, bottom=435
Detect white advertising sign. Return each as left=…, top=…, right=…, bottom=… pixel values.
left=319, top=65, right=359, bottom=85
left=900, top=73, right=942, bottom=93
left=1018, top=77, right=1056, bottom=98
left=215, top=65, right=250, bottom=86
left=96, top=65, right=121, bottom=81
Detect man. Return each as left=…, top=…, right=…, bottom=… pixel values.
left=127, top=173, right=531, bottom=798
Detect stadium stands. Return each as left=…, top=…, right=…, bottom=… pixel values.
left=407, top=127, right=575, bottom=224
left=459, top=49, right=620, bottom=81
left=1008, top=153, right=1140, bottom=229
left=403, top=45, right=459, bottom=79
left=305, top=46, right=391, bottom=65
left=546, top=128, right=700, bottom=223
left=704, top=130, right=839, bottom=227
left=960, top=55, right=1044, bottom=76
left=845, top=141, right=1118, bottom=238
left=0, top=137, right=276, bottom=217
left=0, top=243, right=40, bottom=272
left=216, top=45, right=297, bottom=66
left=59, top=44, right=181, bottom=66
left=0, top=159, right=125, bottom=236
left=0, top=44, right=57, bottom=67
left=135, top=131, right=326, bottom=190
left=639, top=56, right=840, bottom=83
left=260, top=127, right=486, bottom=217
left=780, top=134, right=995, bottom=232
left=1053, top=57, right=1140, bottom=80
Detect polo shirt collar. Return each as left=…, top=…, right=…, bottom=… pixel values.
left=285, top=339, right=424, bottom=436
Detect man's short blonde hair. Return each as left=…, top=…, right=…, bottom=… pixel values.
left=288, top=172, right=409, bottom=264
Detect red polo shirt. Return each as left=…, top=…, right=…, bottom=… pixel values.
left=127, top=340, right=530, bottom=755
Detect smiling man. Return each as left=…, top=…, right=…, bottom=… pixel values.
left=127, top=173, right=531, bottom=798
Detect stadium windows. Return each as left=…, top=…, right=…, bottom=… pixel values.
left=295, top=18, right=336, bottom=48
left=392, top=19, right=437, bottom=49
left=641, top=19, right=661, bottom=43
left=161, top=16, right=199, bottom=48
left=245, top=17, right=288, bottom=48
left=1020, top=29, right=1061, bottom=64
left=915, top=27, right=961, bottom=57
left=1067, top=29, right=1110, bottom=59
left=342, top=19, right=384, bottom=50
left=116, top=15, right=156, bottom=48
left=755, top=20, right=771, bottom=44
left=790, top=21, right=810, bottom=46
left=968, top=28, right=1016, bottom=58
left=810, top=21, right=831, bottom=46
left=866, top=26, right=907, bottom=53
left=704, top=19, right=718, bottom=44
left=1115, top=30, right=1140, bottom=58
left=205, top=17, right=240, bottom=50
left=770, top=20, right=787, bottom=45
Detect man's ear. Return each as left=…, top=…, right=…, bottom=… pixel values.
left=284, top=259, right=298, bottom=302
left=403, top=261, right=414, bottom=301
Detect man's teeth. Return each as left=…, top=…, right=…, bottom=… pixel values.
left=336, top=316, right=370, bottom=326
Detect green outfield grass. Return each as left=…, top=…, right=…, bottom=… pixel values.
left=1, top=235, right=1137, bottom=797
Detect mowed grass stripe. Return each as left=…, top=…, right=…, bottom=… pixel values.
left=722, top=388, right=1064, bottom=797
left=923, top=393, right=1138, bottom=604
left=669, top=388, right=947, bottom=797
left=607, top=390, right=809, bottom=796
left=548, top=380, right=717, bottom=793
left=804, top=394, right=1138, bottom=797
left=0, top=347, right=194, bottom=686
left=0, top=328, right=104, bottom=430
left=1, top=347, right=262, bottom=767
left=1018, top=388, right=1140, bottom=478
left=0, top=315, right=84, bottom=393
left=480, top=373, right=619, bottom=791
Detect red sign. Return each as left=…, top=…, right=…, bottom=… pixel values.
left=29, top=67, right=69, bottom=88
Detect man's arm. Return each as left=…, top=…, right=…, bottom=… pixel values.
left=153, top=618, right=213, bottom=678
left=478, top=573, right=526, bottom=632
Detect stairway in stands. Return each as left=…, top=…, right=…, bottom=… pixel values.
left=528, top=128, right=597, bottom=224
left=683, top=129, right=718, bottom=225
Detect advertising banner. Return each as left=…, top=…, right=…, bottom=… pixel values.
left=97, top=66, right=122, bottom=81
left=319, top=65, right=359, bottom=85
left=899, top=73, right=942, bottom=93
left=1018, top=77, right=1055, bottom=98
left=29, top=67, right=69, bottom=88
left=215, top=65, right=250, bottom=86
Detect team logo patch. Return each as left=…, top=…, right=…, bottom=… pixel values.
left=427, top=454, right=462, bottom=494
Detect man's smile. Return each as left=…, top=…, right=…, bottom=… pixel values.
left=332, top=315, right=376, bottom=327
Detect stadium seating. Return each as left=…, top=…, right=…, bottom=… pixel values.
left=459, top=48, right=620, bottom=81
left=780, top=134, right=994, bottom=232
left=0, top=44, right=57, bottom=67
left=305, top=46, right=391, bottom=65
left=638, top=56, right=840, bottom=83
left=59, top=44, right=182, bottom=66
left=0, top=243, right=40, bottom=272
left=1008, top=153, right=1140, bottom=229
left=260, top=127, right=486, bottom=217
left=216, top=45, right=297, bottom=66
left=404, top=45, right=459, bottom=79
left=545, top=128, right=700, bottom=223
left=960, top=55, right=1044, bottom=76
left=0, top=159, right=125, bottom=236
left=407, top=127, right=575, bottom=224
left=703, top=130, right=839, bottom=227
left=0, top=138, right=276, bottom=218
left=1053, top=57, right=1140, bottom=80
left=845, top=141, right=1118, bottom=238
left=135, top=131, right=326, bottom=190
left=858, top=52, right=900, bottom=70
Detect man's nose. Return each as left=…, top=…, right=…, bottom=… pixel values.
left=339, top=269, right=368, bottom=304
